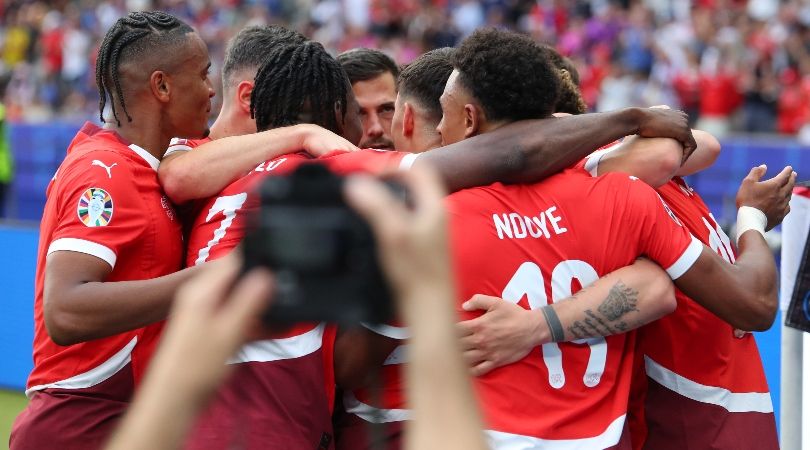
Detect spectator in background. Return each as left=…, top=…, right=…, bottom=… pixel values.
left=0, top=99, right=12, bottom=218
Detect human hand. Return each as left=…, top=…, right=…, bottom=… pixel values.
left=300, top=124, right=359, bottom=156
left=735, top=165, right=796, bottom=230
left=457, top=295, right=543, bottom=376
left=154, top=254, right=273, bottom=399
left=344, top=166, right=452, bottom=315
left=635, top=107, right=695, bottom=163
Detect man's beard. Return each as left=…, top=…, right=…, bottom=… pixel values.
left=359, top=136, right=395, bottom=150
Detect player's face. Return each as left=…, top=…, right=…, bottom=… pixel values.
left=437, top=70, right=468, bottom=146
left=352, top=72, right=396, bottom=149
left=167, top=33, right=215, bottom=139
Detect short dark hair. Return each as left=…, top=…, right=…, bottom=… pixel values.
left=336, top=48, right=399, bottom=84
left=397, top=47, right=455, bottom=122
left=96, top=11, right=193, bottom=126
left=251, top=41, right=350, bottom=134
left=222, top=25, right=307, bottom=89
left=452, top=28, right=560, bottom=122
left=539, top=45, right=587, bottom=115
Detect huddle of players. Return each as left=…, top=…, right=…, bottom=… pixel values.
left=11, top=10, right=794, bottom=450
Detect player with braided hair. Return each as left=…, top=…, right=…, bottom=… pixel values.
left=158, top=25, right=358, bottom=206
left=11, top=11, right=215, bottom=450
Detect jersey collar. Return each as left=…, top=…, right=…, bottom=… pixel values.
left=127, top=143, right=160, bottom=171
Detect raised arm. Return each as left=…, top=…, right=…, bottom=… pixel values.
left=158, top=124, right=357, bottom=204
left=673, top=165, right=795, bottom=331
left=44, top=252, right=201, bottom=345
left=416, top=107, right=696, bottom=192
left=676, top=129, right=721, bottom=176
left=458, top=258, right=675, bottom=376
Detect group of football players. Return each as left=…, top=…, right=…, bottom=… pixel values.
left=10, top=9, right=795, bottom=450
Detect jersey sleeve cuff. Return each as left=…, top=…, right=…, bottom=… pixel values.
left=163, top=145, right=192, bottom=158
left=398, top=153, right=420, bottom=171
left=48, top=238, right=117, bottom=269
left=360, top=322, right=410, bottom=340
left=665, top=235, right=702, bottom=279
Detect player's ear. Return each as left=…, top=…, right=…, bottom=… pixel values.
left=402, top=102, right=415, bottom=138
left=236, top=80, right=254, bottom=115
left=463, top=103, right=480, bottom=139
left=150, top=70, right=171, bottom=103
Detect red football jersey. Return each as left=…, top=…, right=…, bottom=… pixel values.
left=447, top=168, right=701, bottom=449
left=182, top=148, right=410, bottom=450
left=27, top=122, right=183, bottom=394
left=631, top=177, right=777, bottom=450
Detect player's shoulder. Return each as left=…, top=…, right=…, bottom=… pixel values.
left=165, top=136, right=211, bottom=157
left=321, top=149, right=410, bottom=174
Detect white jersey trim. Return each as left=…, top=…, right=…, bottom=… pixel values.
left=645, top=356, right=774, bottom=413
left=48, top=238, right=117, bottom=269
left=484, top=414, right=626, bottom=450
left=583, top=141, right=624, bottom=177
left=25, top=336, right=137, bottom=397
left=361, top=322, right=410, bottom=340
left=398, top=153, right=420, bottom=171
left=128, top=144, right=160, bottom=171
left=665, top=235, right=702, bottom=279
left=164, top=138, right=193, bottom=158
left=343, top=391, right=411, bottom=423
left=383, top=345, right=408, bottom=366
left=227, top=323, right=325, bottom=364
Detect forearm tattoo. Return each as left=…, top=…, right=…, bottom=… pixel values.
left=566, top=281, right=639, bottom=340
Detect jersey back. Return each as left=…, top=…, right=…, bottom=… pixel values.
left=447, top=168, right=701, bottom=448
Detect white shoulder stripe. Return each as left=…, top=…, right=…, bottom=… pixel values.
left=665, top=235, right=703, bottom=279
left=645, top=356, right=773, bottom=413
left=361, top=322, right=410, bottom=340
left=343, top=391, right=411, bottom=423
left=25, top=337, right=137, bottom=397
left=485, top=414, right=626, bottom=450
left=48, top=238, right=116, bottom=269
left=227, top=323, right=325, bottom=364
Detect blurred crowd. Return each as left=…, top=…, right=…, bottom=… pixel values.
left=2, top=0, right=810, bottom=137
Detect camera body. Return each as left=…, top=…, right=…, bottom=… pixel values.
left=242, top=162, right=394, bottom=325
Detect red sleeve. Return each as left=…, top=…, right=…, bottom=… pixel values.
left=323, top=149, right=415, bottom=175
left=47, top=151, right=148, bottom=269
left=620, top=174, right=703, bottom=279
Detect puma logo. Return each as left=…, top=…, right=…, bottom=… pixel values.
left=91, top=160, right=118, bottom=178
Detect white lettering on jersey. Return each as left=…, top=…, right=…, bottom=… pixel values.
left=91, top=160, right=117, bottom=178
left=254, top=158, right=287, bottom=173
left=493, top=206, right=567, bottom=240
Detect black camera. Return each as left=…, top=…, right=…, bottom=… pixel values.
left=242, top=163, right=395, bottom=326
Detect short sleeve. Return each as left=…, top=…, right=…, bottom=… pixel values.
left=47, top=152, right=148, bottom=269
left=622, top=175, right=703, bottom=279
left=163, top=137, right=193, bottom=158
left=324, top=149, right=413, bottom=174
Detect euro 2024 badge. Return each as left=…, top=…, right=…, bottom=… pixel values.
left=78, top=188, right=113, bottom=227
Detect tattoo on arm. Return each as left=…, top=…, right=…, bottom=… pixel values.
left=565, top=280, right=640, bottom=340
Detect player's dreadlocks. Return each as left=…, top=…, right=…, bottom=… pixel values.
left=95, top=11, right=193, bottom=126
left=251, top=41, right=350, bottom=133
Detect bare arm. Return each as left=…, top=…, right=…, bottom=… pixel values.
left=595, top=130, right=721, bottom=188
left=673, top=165, right=795, bottom=331
left=416, top=107, right=696, bottom=192
left=676, top=129, right=721, bottom=176
left=44, top=252, right=201, bottom=345
left=458, top=258, right=675, bottom=375
left=333, top=326, right=399, bottom=390
left=159, top=124, right=357, bottom=204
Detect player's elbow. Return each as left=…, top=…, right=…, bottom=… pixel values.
left=743, top=296, right=778, bottom=332
left=44, top=307, right=87, bottom=346
left=648, top=268, right=677, bottom=319
left=645, top=139, right=681, bottom=188
left=693, top=130, right=721, bottom=165
left=158, top=164, right=193, bottom=205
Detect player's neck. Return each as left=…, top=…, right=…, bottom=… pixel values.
left=208, top=104, right=255, bottom=140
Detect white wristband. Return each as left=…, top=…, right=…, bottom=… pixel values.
left=736, top=206, right=767, bottom=244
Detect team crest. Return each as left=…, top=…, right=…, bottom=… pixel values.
left=77, top=188, right=114, bottom=227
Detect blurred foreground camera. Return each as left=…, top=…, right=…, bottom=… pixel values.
left=242, top=163, right=395, bottom=326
